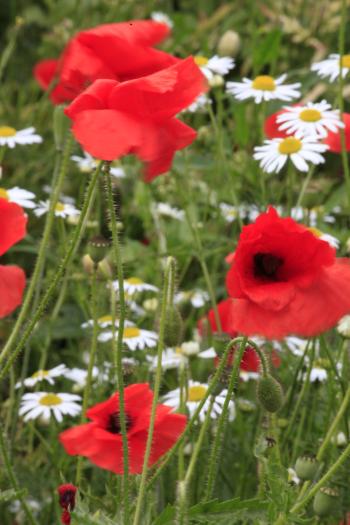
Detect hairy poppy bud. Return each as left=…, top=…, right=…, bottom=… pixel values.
left=163, top=305, right=184, bottom=347
left=217, top=30, right=241, bottom=58
left=256, top=375, right=284, bottom=413
left=87, top=235, right=111, bottom=263
left=313, top=487, right=339, bottom=517
left=53, top=105, right=70, bottom=151
left=295, top=455, right=319, bottom=481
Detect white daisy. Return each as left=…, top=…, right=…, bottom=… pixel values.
left=146, top=348, right=188, bottom=371
left=65, top=367, right=99, bottom=390
left=150, top=11, right=173, bottom=28
left=98, top=326, right=158, bottom=350
left=154, top=202, right=185, bottom=220
left=71, top=151, right=125, bottom=178
left=0, top=126, right=42, bottom=148
left=219, top=203, right=248, bottom=223
left=0, top=186, right=36, bottom=208
left=180, top=341, right=201, bottom=356
left=311, top=53, right=350, bottom=82
left=81, top=315, right=133, bottom=329
left=112, top=277, right=158, bottom=295
left=19, top=392, right=81, bottom=423
left=16, top=364, right=68, bottom=389
left=175, top=290, right=209, bottom=308
left=309, top=366, right=328, bottom=383
left=308, top=227, right=340, bottom=249
left=276, top=101, right=343, bottom=139
left=226, top=74, right=300, bottom=104
left=185, top=94, right=211, bottom=113
left=194, top=55, right=235, bottom=80
left=34, top=200, right=80, bottom=218
left=253, top=136, right=328, bottom=174
left=163, top=380, right=235, bottom=422
left=337, top=315, right=350, bottom=338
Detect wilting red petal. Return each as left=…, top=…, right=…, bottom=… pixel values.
left=324, top=113, right=350, bottom=152
left=0, top=200, right=27, bottom=256
left=0, top=265, right=26, bottom=318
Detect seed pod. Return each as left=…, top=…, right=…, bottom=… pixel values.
left=256, top=375, right=284, bottom=413
left=313, top=487, right=339, bottom=517
left=163, top=305, right=183, bottom=347
left=87, top=235, right=111, bottom=263
left=53, top=105, right=70, bottom=151
left=295, top=455, right=319, bottom=481
left=217, top=30, right=241, bottom=58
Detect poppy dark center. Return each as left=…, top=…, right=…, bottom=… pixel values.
left=254, top=253, right=283, bottom=280
left=106, top=411, right=132, bottom=434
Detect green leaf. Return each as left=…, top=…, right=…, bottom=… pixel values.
left=252, top=29, right=282, bottom=70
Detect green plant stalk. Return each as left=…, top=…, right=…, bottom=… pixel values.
left=177, top=363, right=187, bottom=482
left=338, top=0, right=350, bottom=208
left=76, top=270, right=99, bottom=485
left=0, top=431, right=38, bottom=525
left=204, top=336, right=248, bottom=500
left=143, top=337, right=249, bottom=493
left=317, top=385, right=350, bottom=461
left=0, top=160, right=102, bottom=382
left=0, top=133, right=73, bottom=366
left=295, top=166, right=315, bottom=209
left=103, top=165, right=130, bottom=525
left=132, top=257, right=175, bottom=525
left=290, top=440, right=350, bottom=515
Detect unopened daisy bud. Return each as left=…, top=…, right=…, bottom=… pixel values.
left=217, top=30, right=241, bottom=58
left=97, top=257, right=113, bottom=280
left=256, top=375, right=284, bottom=413
left=295, top=455, right=319, bottom=481
left=143, top=298, right=159, bottom=312
left=313, top=487, right=339, bottom=517
left=163, top=305, right=184, bottom=347
left=81, top=254, right=96, bottom=275
left=53, top=105, right=70, bottom=151
left=87, top=235, right=111, bottom=263
left=332, top=431, right=347, bottom=447
left=209, top=74, right=224, bottom=88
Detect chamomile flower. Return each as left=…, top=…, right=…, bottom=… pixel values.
left=311, top=53, right=350, bottom=82
left=194, top=55, right=235, bottom=81
left=71, top=151, right=125, bottom=178
left=16, top=364, right=68, bottom=389
left=146, top=348, right=188, bottom=371
left=226, top=74, right=300, bottom=104
left=163, top=380, right=235, bottom=422
left=276, top=101, right=343, bottom=139
left=175, top=290, right=209, bottom=308
left=253, top=136, right=328, bottom=173
left=151, top=11, right=173, bottom=28
left=19, top=392, right=81, bottom=423
left=154, top=202, right=185, bottom=220
left=34, top=200, right=80, bottom=219
left=185, top=94, right=211, bottom=113
left=81, top=315, right=133, bottom=329
left=0, top=186, right=36, bottom=209
left=0, top=126, right=42, bottom=148
left=65, top=367, right=99, bottom=390
left=98, top=326, right=158, bottom=350
left=309, top=366, right=328, bottom=383
left=112, top=277, right=158, bottom=295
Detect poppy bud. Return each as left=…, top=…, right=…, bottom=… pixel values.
left=61, top=510, right=71, bottom=525
left=81, top=254, right=96, bottom=275
left=313, top=487, right=339, bottom=517
left=53, top=105, right=70, bottom=151
left=87, top=235, right=111, bottom=263
left=256, top=375, right=284, bottom=413
left=217, top=30, right=241, bottom=57
left=295, top=455, right=319, bottom=481
left=163, top=305, right=184, bottom=347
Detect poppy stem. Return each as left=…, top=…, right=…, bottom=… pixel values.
left=0, top=132, right=73, bottom=368
left=338, top=0, right=350, bottom=209
left=75, top=269, right=99, bottom=486
left=132, top=256, right=175, bottom=525
left=103, top=165, right=130, bottom=524
left=0, top=159, right=102, bottom=381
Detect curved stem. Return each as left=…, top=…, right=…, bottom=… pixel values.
left=132, top=257, right=175, bottom=525
left=317, top=385, right=350, bottom=461
left=0, top=161, right=102, bottom=382
left=338, top=0, right=350, bottom=207
left=295, top=166, right=315, bottom=209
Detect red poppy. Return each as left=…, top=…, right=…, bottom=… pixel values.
left=64, top=57, right=206, bottom=180
left=214, top=345, right=281, bottom=372
left=0, top=199, right=27, bottom=318
left=59, top=383, right=187, bottom=474
left=198, top=299, right=237, bottom=338
left=34, top=20, right=177, bottom=104
left=264, top=110, right=289, bottom=139
left=224, top=206, right=350, bottom=339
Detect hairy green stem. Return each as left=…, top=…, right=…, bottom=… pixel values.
left=317, top=385, right=350, bottom=461
left=338, top=0, right=350, bottom=207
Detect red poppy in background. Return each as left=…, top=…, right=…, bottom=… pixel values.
left=34, top=20, right=177, bottom=104
left=264, top=110, right=289, bottom=139
left=60, top=383, right=186, bottom=474
left=214, top=345, right=281, bottom=372
left=224, top=206, right=350, bottom=339
left=64, top=57, right=206, bottom=180
left=0, top=199, right=27, bottom=318
left=198, top=299, right=237, bottom=338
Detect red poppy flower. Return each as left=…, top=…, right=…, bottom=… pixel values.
left=0, top=199, right=27, bottom=318
left=34, top=20, right=177, bottom=104
left=64, top=57, right=206, bottom=180
left=225, top=206, right=350, bottom=339
left=264, top=110, right=289, bottom=139
left=198, top=299, right=237, bottom=338
left=59, top=383, right=186, bottom=474
left=214, top=345, right=281, bottom=372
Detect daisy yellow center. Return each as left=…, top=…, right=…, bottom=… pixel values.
left=31, top=370, right=49, bottom=379
left=0, top=188, right=9, bottom=200
left=0, top=126, right=16, bottom=137
left=278, top=137, right=302, bottom=154
left=188, top=385, right=207, bottom=402
left=308, top=226, right=323, bottom=238
left=126, top=277, right=144, bottom=285
left=194, top=56, right=209, bottom=67
left=39, top=393, right=62, bottom=406
left=98, top=315, right=112, bottom=324
left=55, top=202, right=65, bottom=212
left=341, top=55, right=350, bottom=68
left=252, top=75, right=276, bottom=91
left=299, top=108, right=322, bottom=122
left=123, top=327, right=140, bottom=339
left=175, top=346, right=184, bottom=355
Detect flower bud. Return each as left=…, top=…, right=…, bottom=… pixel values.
left=163, top=305, right=184, bottom=347
left=209, top=74, right=224, bottom=88
left=295, top=455, right=319, bottom=481
left=97, top=257, right=113, bottom=280
left=53, top=105, right=70, bottom=151
left=313, top=487, right=339, bottom=517
left=87, top=235, right=111, bottom=263
left=81, top=254, right=96, bottom=275
left=256, top=375, right=284, bottom=413
left=217, top=30, right=241, bottom=57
